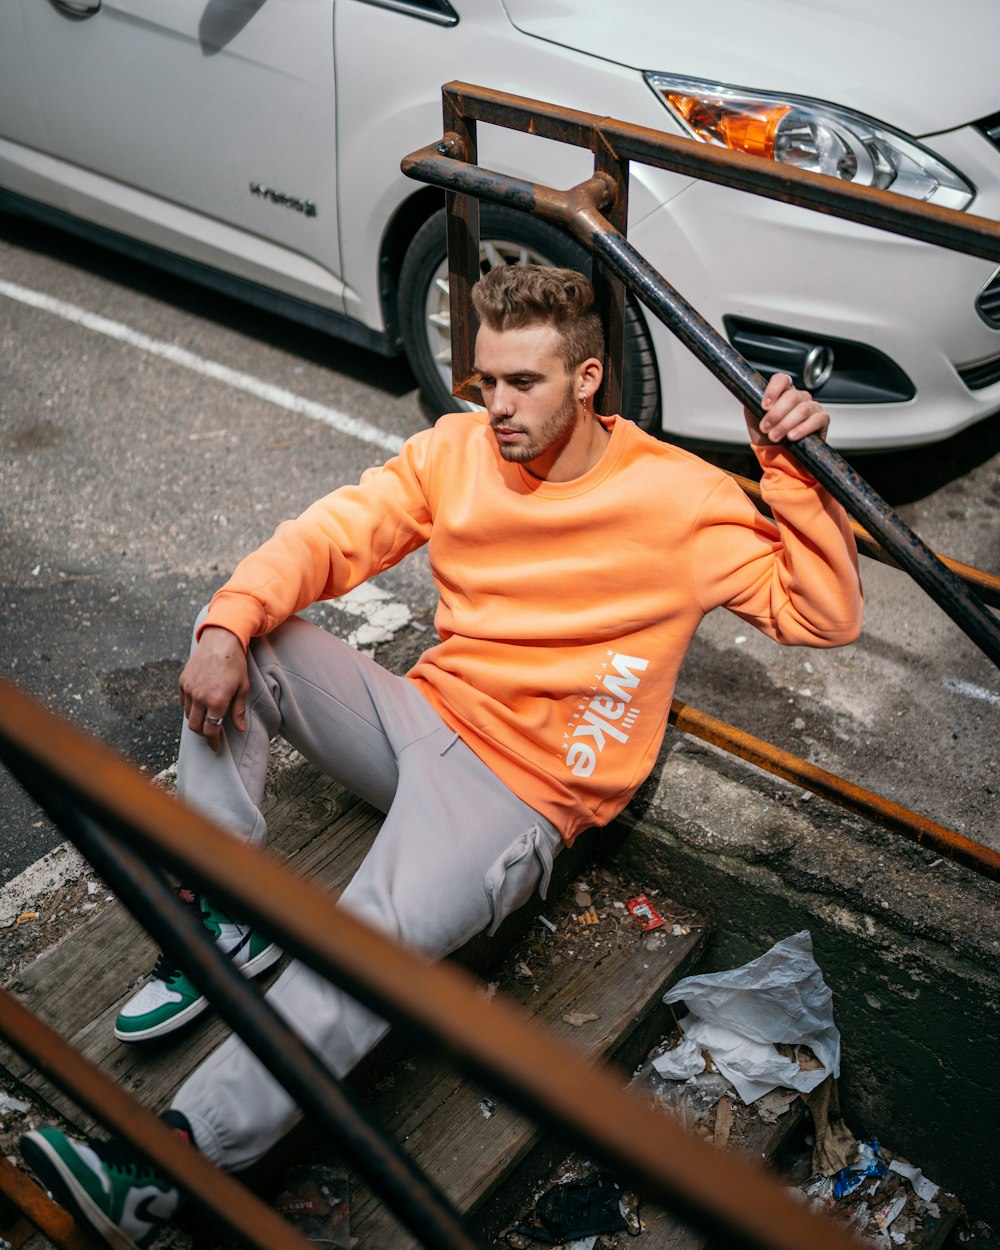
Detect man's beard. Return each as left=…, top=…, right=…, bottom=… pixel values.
left=492, top=381, right=578, bottom=464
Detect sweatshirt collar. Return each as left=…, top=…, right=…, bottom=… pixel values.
left=511, top=415, right=629, bottom=498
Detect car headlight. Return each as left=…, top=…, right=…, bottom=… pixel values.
left=645, top=73, right=975, bottom=210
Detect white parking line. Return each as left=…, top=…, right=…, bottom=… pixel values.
left=942, top=676, right=1000, bottom=706
left=0, top=278, right=405, bottom=456
left=334, top=583, right=414, bottom=650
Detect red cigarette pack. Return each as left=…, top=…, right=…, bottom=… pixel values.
left=625, top=894, right=666, bottom=931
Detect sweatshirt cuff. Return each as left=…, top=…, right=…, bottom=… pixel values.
left=752, top=441, right=819, bottom=486
left=196, top=591, right=268, bottom=651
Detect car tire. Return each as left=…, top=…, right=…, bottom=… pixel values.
left=397, top=205, right=661, bottom=431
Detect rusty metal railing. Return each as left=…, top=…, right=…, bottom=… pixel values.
left=0, top=677, right=862, bottom=1250
left=13, top=809, right=487, bottom=1250
left=401, top=81, right=1000, bottom=671
left=0, top=1154, right=104, bottom=1250
left=667, top=699, right=1000, bottom=881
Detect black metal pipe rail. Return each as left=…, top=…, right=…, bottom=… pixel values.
left=588, top=221, right=1000, bottom=670
left=401, top=88, right=1000, bottom=671
left=0, top=679, right=861, bottom=1250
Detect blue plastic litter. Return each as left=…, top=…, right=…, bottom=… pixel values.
left=833, top=1139, right=888, bottom=1200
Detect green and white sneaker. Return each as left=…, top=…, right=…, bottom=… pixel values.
left=114, top=891, right=281, bottom=1042
left=21, top=1125, right=181, bottom=1250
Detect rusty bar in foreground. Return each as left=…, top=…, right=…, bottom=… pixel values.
left=0, top=680, right=862, bottom=1250
left=0, top=987, right=315, bottom=1250
left=44, top=804, right=487, bottom=1250
left=669, top=700, right=1000, bottom=882
left=0, top=1156, right=105, bottom=1250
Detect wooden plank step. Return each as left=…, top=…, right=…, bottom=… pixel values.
left=605, top=1062, right=807, bottom=1250
left=0, top=741, right=592, bottom=1130
left=0, top=748, right=377, bottom=1127
left=1, top=746, right=712, bottom=1250
left=327, top=885, right=708, bottom=1249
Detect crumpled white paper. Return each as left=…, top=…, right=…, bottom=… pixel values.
left=888, top=1159, right=939, bottom=1203
left=655, top=931, right=840, bottom=1104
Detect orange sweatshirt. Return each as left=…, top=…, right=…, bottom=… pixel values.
left=203, top=411, right=862, bottom=843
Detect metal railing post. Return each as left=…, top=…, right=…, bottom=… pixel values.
left=590, top=137, right=629, bottom=417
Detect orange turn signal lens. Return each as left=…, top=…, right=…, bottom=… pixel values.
left=666, top=94, right=793, bottom=159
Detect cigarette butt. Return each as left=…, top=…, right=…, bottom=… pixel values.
left=538, top=915, right=557, bottom=932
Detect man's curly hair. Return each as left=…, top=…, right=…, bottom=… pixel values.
left=471, top=264, right=604, bottom=371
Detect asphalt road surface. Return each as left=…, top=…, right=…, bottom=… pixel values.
left=2, top=213, right=998, bottom=890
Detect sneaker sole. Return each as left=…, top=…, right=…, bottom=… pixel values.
left=21, top=1131, right=142, bottom=1250
left=114, top=943, right=283, bottom=1043
left=237, top=941, right=282, bottom=980
left=113, top=992, right=212, bottom=1043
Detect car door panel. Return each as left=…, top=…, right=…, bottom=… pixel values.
left=0, top=5, right=65, bottom=207
left=17, top=0, right=344, bottom=310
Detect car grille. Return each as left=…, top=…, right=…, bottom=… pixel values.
left=944, top=115, right=1000, bottom=385
left=971, top=115, right=1000, bottom=327
left=958, top=354, right=1000, bottom=390
left=976, top=268, right=1000, bottom=328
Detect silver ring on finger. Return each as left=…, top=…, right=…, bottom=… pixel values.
left=205, top=715, right=224, bottom=726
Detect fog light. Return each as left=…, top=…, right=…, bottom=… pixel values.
left=802, top=344, right=834, bottom=391
left=725, top=317, right=915, bottom=404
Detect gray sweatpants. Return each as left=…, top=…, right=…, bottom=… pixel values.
left=170, top=613, right=562, bottom=1169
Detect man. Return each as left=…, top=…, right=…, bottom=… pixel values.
left=21, top=265, right=862, bottom=1249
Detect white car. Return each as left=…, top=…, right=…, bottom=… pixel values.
left=2, top=0, right=998, bottom=449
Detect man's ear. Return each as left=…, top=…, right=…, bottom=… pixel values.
left=577, top=356, right=603, bottom=403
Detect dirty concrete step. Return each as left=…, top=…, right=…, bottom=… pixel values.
left=324, top=885, right=707, bottom=1250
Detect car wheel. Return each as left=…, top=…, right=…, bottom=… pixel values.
left=397, top=205, right=661, bottom=431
